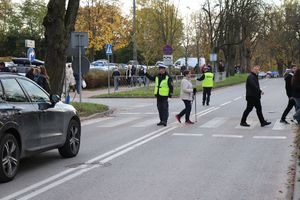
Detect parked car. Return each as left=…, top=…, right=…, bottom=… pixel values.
left=0, top=73, right=81, bottom=182
left=173, top=57, right=206, bottom=69
left=258, top=71, right=267, bottom=78
left=11, top=58, right=44, bottom=76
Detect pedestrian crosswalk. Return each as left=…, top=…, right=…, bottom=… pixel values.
left=84, top=115, right=294, bottom=131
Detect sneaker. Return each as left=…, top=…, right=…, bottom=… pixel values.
left=280, top=119, right=289, bottom=124
left=185, top=120, right=195, bottom=125
left=206, top=104, right=210, bottom=106
left=175, top=115, right=181, bottom=123
left=202, top=102, right=205, bottom=106
left=240, top=122, right=250, bottom=127
left=261, top=121, right=271, bottom=127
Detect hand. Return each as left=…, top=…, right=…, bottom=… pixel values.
left=193, top=88, right=197, bottom=95
left=169, top=94, right=173, bottom=98
left=261, top=91, right=264, bottom=95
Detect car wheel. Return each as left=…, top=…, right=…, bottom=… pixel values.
left=0, top=134, right=20, bottom=183
left=58, top=119, right=81, bottom=158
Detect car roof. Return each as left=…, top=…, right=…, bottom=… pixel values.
left=0, top=72, right=23, bottom=77
left=12, top=58, right=44, bottom=66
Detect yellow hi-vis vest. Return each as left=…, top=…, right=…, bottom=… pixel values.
left=202, top=72, right=214, bottom=87
left=154, top=76, right=169, bottom=96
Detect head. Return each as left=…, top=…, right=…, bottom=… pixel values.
left=204, top=66, right=210, bottom=73
left=40, top=66, right=49, bottom=78
left=0, top=62, right=5, bottom=69
left=291, top=64, right=297, bottom=73
left=158, top=64, right=167, bottom=75
left=183, top=70, right=191, bottom=78
left=251, top=65, right=260, bottom=74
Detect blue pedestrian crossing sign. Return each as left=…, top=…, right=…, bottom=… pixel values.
left=27, top=48, right=35, bottom=62
left=106, top=44, right=113, bottom=55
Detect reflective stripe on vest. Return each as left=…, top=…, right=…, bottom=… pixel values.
left=202, top=72, right=214, bottom=87
left=154, top=76, right=169, bottom=96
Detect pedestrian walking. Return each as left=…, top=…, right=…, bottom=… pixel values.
left=240, top=65, right=271, bottom=127
left=112, top=67, right=121, bottom=91
left=145, top=64, right=173, bottom=126
left=292, top=69, right=300, bottom=124
left=197, top=66, right=214, bottom=106
left=176, top=70, right=197, bottom=124
left=280, top=64, right=297, bottom=124
left=64, top=64, right=76, bottom=93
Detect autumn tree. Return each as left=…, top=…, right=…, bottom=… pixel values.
left=75, top=0, right=130, bottom=61
left=43, top=0, right=80, bottom=95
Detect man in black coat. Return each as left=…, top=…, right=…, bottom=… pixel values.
left=280, top=65, right=297, bottom=124
left=240, top=65, right=271, bottom=127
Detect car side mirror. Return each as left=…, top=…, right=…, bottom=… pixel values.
left=50, top=94, right=60, bottom=105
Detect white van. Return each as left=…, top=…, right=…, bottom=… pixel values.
left=174, top=57, right=206, bottom=69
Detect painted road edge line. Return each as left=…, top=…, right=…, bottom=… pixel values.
left=233, top=97, right=242, bottom=101
left=15, top=126, right=178, bottom=200
left=220, top=101, right=232, bottom=107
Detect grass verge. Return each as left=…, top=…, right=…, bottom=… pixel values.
left=91, top=74, right=248, bottom=98
left=71, top=102, right=109, bottom=117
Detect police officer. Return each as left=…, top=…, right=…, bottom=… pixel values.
left=145, top=64, right=173, bottom=126
left=281, top=64, right=297, bottom=124
left=197, top=66, right=214, bottom=106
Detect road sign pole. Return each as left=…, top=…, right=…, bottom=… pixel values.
left=78, top=35, right=82, bottom=103
left=107, top=54, right=110, bottom=94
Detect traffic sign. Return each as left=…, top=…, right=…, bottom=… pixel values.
left=210, top=53, right=217, bottom=62
left=27, top=48, right=35, bottom=62
left=106, top=44, right=113, bottom=55
left=163, top=55, right=173, bottom=66
left=71, top=32, right=88, bottom=48
left=163, top=44, right=173, bottom=55
left=25, top=39, right=35, bottom=48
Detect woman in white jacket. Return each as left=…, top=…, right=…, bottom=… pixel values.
left=176, top=70, right=196, bottom=124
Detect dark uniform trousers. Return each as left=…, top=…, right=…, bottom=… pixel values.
left=157, top=96, right=169, bottom=123
left=241, top=96, right=265, bottom=124
left=203, top=87, right=212, bottom=105
left=281, top=98, right=296, bottom=120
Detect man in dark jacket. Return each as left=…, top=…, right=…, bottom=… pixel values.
left=240, top=65, right=271, bottom=127
left=145, top=64, right=173, bottom=126
left=280, top=65, right=297, bottom=124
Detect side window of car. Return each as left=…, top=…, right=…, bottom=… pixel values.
left=0, top=81, right=4, bottom=101
left=18, top=79, right=50, bottom=103
left=1, top=78, right=28, bottom=102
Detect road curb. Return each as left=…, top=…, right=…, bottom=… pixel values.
left=80, top=108, right=115, bottom=121
left=294, top=150, right=300, bottom=200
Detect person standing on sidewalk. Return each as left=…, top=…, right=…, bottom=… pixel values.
left=145, top=64, right=173, bottom=126
left=280, top=64, right=297, bottom=124
left=240, top=65, right=271, bottom=127
left=176, top=70, right=196, bottom=125
left=197, top=66, right=214, bottom=106
left=112, top=67, right=121, bottom=91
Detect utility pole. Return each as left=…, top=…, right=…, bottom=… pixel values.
left=133, top=0, right=137, bottom=62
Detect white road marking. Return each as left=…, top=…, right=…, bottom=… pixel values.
left=235, top=119, right=258, bottom=129
left=81, top=117, right=113, bottom=126
left=200, top=117, right=228, bottom=128
left=14, top=126, right=178, bottom=200
left=145, top=112, right=156, bottom=115
left=212, top=134, right=244, bottom=138
left=196, top=107, right=221, bottom=119
left=131, top=118, right=158, bottom=127
left=2, top=103, right=223, bottom=200
left=253, top=136, right=287, bottom=140
left=233, top=97, right=242, bottom=101
left=98, top=117, right=140, bottom=127
left=272, top=119, right=289, bottom=131
left=220, top=101, right=232, bottom=107
left=119, top=112, right=141, bottom=115
left=172, top=133, right=204, bottom=137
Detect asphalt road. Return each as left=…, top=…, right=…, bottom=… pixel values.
left=0, top=78, right=296, bottom=200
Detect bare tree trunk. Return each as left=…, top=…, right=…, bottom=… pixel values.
left=43, top=0, right=80, bottom=95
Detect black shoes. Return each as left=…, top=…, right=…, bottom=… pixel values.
left=157, top=122, right=167, bottom=126
left=240, top=122, right=250, bottom=127
left=280, top=119, right=289, bottom=124
left=261, top=121, right=271, bottom=127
